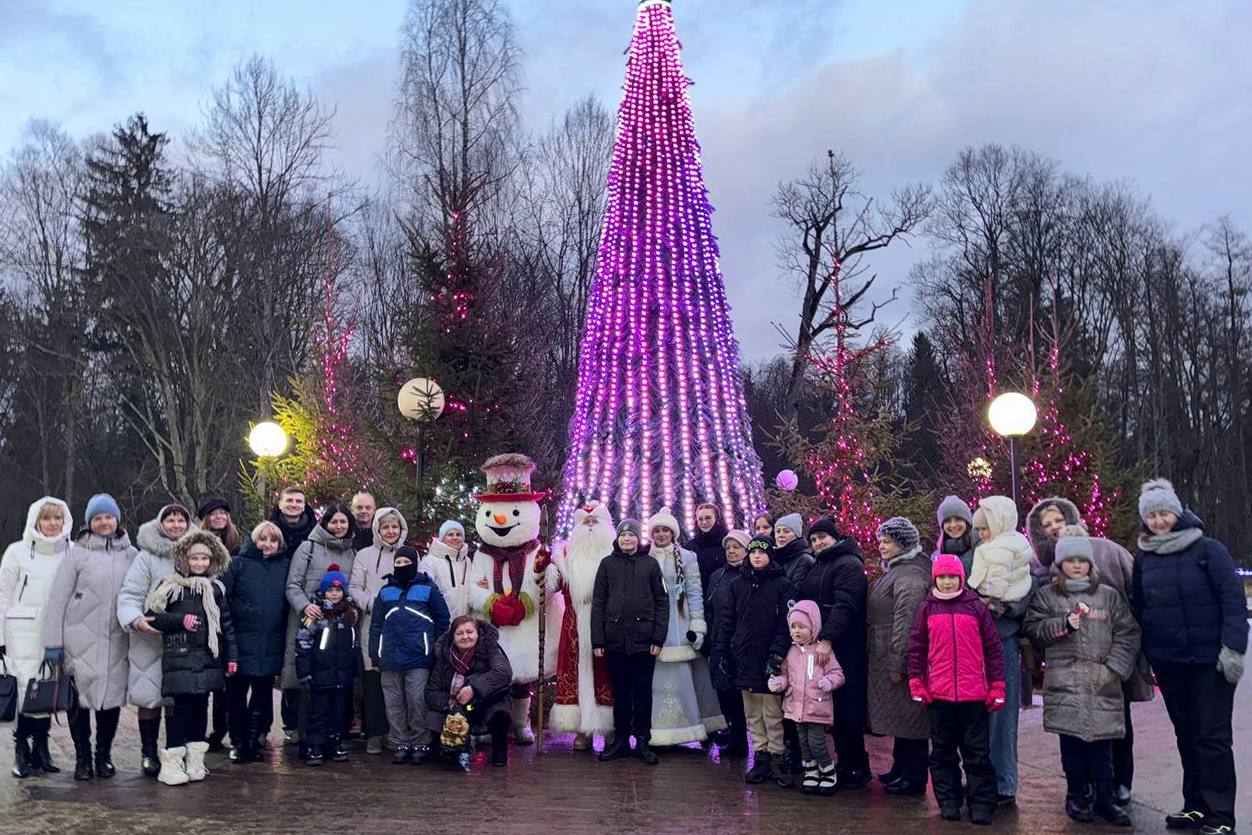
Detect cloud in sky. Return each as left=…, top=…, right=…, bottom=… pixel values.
left=2, top=0, right=1247, bottom=361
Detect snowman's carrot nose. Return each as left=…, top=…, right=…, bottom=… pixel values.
left=493, top=513, right=508, bottom=525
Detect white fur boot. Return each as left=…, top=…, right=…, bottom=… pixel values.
left=511, top=696, right=535, bottom=746
left=184, top=741, right=209, bottom=782
left=157, top=747, right=189, bottom=786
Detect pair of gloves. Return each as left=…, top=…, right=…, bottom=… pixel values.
left=909, top=678, right=1007, bottom=712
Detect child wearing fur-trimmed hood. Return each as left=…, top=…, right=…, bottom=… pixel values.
left=145, top=530, right=236, bottom=786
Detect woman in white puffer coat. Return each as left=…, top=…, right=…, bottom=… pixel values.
left=0, top=497, right=73, bottom=778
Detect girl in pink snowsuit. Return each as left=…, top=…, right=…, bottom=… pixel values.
left=768, top=600, right=845, bottom=795
left=907, top=554, right=1006, bottom=826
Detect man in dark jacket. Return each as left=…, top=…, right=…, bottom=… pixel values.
left=269, top=487, right=317, bottom=562
left=591, top=518, right=669, bottom=765
left=351, top=491, right=377, bottom=551
left=797, top=516, right=871, bottom=788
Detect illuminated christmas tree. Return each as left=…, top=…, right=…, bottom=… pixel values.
left=557, top=0, right=763, bottom=534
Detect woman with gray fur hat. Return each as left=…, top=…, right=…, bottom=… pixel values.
left=1133, top=479, right=1245, bottom=835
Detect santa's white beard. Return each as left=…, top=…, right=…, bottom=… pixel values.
left=563, top=522, right=615, bottom=606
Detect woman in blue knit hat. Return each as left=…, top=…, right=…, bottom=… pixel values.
left=1133, top=479, right=1245, bottom=835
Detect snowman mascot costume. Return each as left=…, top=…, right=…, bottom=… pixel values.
left=549, top=501, right=616, bottom=748
left=467, top=453, right=562, bottom=745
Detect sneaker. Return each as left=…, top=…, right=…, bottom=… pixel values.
left=1167, top=811, right=1207, bottom=830
left=305, top=746, right=323, bottom=767
left=816, top=763, right=838, bottom=796
left=282, top=728, right=299, bottom=745
left=1198, top=825, right=1234, bottom=835
left=1113, top=784, right=1132, bottom=806
left=366, top=736, right=385, bottom=755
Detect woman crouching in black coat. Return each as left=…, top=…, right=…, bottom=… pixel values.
left=144, top=530, right=236, bottom=786
left=426, top=616, right=513, bottom=768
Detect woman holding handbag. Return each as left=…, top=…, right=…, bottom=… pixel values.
left=43, top=494, right=137, bottom=780
left=0, top=497, right=74, bottom=777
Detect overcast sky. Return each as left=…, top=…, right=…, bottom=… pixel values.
left=3, top=0, right=1248, bottom=362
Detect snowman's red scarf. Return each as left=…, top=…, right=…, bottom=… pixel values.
left=481, top=539, right=539, bottom=595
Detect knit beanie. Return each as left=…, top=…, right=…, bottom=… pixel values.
left=616, top=518, right=642, bottom=537
left=747, top=535, right=774, bottom=557
left=438, top=519, right=465, bottom=540
left=932, top=553, right=966, bottom=584
left=393, top=545, right=420, bottom=565
left=320, top=563, right=348, bottom=593
left=84, top=493, right=121, bottom=524
left=1138, top=478, right=1183, bottom=522
left=775, top=513, right=804, bottom=538
left=196, top=497, right=230, bottom=519
left=876, top=516, right=920, bottom=551
left=936, top=494, right=974, bottom=527
left=722, top=529, right=750, bottom=551
left=1054, top=536, right=1094, bottom=566
left=807, top=517, right=840, bottom=540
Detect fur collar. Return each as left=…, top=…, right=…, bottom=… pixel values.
left=427, top=538, right=468, bottom=561
left=146, top=572, right=224, bottom=658
left=137, top=517, right=198, bottom=560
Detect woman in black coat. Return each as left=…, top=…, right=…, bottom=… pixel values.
left=794, top=517, right=870, bottom=788
left=426, top=616, right=513, bottom=767
left=688, top=503, right=729, bottom=593
left=219, top=521, right=291, bottom=763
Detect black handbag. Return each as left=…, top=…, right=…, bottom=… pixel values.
left=21, top=661, right=77, bottom=716
left=0, top=654, right=17, bottom=722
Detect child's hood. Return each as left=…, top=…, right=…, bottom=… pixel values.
left=787, top=599, right=822, bottom=643
left=172, top=529, right=231, bottom=577
left=976, top=496, right=1019, bottom=540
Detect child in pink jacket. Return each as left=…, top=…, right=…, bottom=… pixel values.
left=768, top=600, right=845, bottom=796
left=907, top=554, right=1006, bottom=826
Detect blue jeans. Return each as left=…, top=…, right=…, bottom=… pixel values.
left=988, top=633, right=1020, bottom=796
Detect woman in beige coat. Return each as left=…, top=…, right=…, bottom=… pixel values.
left=43, top=494, right=137, bottom=781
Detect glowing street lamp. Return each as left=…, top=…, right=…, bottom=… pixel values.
left=398, top=378, right=444, bottom=524
left=987, top=392, right=1037, bottom=511
left=248, top=421, right=289, bottom=458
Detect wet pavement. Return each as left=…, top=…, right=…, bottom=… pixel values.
left=2, top=678, right=1247, bottom=835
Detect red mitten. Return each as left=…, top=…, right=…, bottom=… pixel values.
left=226, top=662, right=238, bottom=676
left=491, top=594, right=527, bottom=627
left=533, top=548, right=551, bottom=574
left=985, top=681, right=1007, bottom=712
left=182, top=614, right=199, bottom=632
left=908, top=677, right=932, bottom=704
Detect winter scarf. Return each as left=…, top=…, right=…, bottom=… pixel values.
left=450, top=645, right=474, bottom=676
left=480, top=538, right=538, bottom=596
left=1063, top=577, right=1093, bottom=593
left=146, top=573, right=224, bottom=659
left=932, top=585, right=963, bottom=601
left=1138, top=527, right=1202, bottom=554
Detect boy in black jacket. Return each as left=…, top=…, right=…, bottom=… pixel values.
left=591, top=518, right=668, bottom=765
left=712, top=534, right=791, bottom=784
left=295, top=564, right=360, bottom=767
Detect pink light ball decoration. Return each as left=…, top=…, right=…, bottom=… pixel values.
left=775, top=469, right=798, bottom=492
left=556, top=0, right=763, bottom=535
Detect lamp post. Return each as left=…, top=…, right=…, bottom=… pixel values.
left=987, top=392, right=1037, bottom=512
left=398, top=377, right=445, bottom=526
left=248, top=421, right=289, bottom=509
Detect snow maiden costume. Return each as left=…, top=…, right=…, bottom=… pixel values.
left=467, top=454, right=563, bottom=745
left=647, top=507, right=725, bottom=745
left=549, top=502, right=616, bottom=746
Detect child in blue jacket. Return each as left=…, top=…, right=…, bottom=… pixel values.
left=369, top=545, right=451, bottom=764
left=295, top=564, right=360, bottom=767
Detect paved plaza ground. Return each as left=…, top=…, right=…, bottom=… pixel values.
left=1, top=656, right=1247, bottom=835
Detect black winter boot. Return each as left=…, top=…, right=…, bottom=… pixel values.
left=93, top=708, right=119, bottom=778
left=29, top=717, right=60, bottom=773
left=249, top=710, right=269, bottom=760
left=744, top=751, right=773, bottom=784
left=775, top=746, right=798, bottom=789
left=138, top=716, right=162, bottom=777
left=68, top=713, right=93, bottom=781
left=11, top=716, right=33, bottom=778
left=328, top=736, right=349, bottom=762
left=598, top=734, right=631, bottom=762
left=1093, top=779, right=1132, bottom=827
left=490, top=721, right=509, bottom=767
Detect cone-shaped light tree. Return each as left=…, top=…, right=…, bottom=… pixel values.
left=557, top=0, right=763, bottom=534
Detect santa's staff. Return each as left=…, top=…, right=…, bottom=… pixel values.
left=535, top=496, right=551, bottom=753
